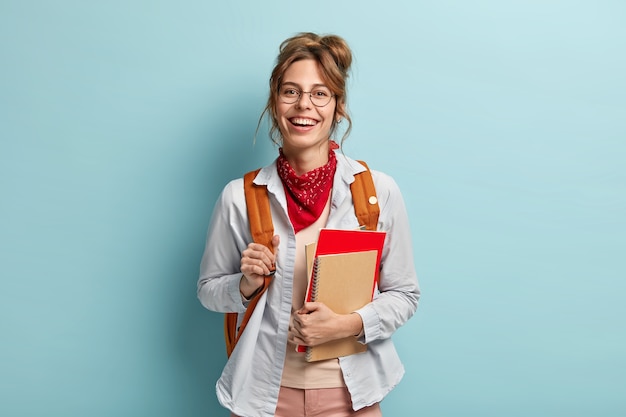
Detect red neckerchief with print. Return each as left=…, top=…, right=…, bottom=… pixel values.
left=277, top=144, right=338, bottom=234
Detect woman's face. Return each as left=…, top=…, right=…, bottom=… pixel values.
left=276, top=59, right=337, bottom=156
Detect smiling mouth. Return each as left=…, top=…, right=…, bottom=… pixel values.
left=290, top=117, right=318, bottom=127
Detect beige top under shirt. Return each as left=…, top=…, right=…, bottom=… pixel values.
left=280, top=196, right=346, bottom=389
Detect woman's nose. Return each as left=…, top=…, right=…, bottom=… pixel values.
left=295, top=92, right=313, bottom=109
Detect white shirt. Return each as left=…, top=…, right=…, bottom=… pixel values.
left=197, top=152, right=420, bottom=417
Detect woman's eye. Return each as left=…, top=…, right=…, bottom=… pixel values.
left=283, top=88, right=299, bottom=96
left=313, top=89, right=329, bottom=97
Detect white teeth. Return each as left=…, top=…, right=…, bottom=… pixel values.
left=291, top=118, right=317, bottom=126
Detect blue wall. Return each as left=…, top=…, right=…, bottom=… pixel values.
left=1, top=1, right=625, bottom=416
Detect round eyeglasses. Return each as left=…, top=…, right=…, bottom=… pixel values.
left=279, top=86, right=335, bottom=107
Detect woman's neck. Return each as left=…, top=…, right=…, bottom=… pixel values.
left=281, top=143, right=330, bottom=176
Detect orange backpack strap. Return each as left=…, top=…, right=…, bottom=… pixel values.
left=224, top=169, right=275, bottom=357
left=243, top=169, right=275, bottom=249
left=351, top=161, right=380, bottom=231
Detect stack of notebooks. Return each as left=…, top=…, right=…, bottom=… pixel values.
left=298, top=228, right=386, bottom=362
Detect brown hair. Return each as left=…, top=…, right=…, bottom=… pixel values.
left=258, top=32, right=353, bottom=146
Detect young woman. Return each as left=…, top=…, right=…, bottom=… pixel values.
left=198, top=32, right=420, bottom=417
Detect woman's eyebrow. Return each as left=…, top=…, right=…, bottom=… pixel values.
left=281, top=81, right=328, bottom=89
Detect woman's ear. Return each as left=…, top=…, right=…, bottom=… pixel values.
left=335, top=100, right=346, bottom=122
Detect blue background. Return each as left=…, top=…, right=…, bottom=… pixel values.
left=1, top=1, right=625, bottom=416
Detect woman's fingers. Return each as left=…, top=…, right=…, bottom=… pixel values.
left=242, top=244, right=273, bottom=274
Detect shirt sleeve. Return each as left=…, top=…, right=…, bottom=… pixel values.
left=354, top=172, right=420, bottom=343
left=197, top=179, right=252, bottom=313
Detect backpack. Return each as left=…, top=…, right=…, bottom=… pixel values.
left=224, top=161, right=380, bottom=357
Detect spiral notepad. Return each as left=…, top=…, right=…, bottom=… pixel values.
left=304, top=249, right=379, bottom=362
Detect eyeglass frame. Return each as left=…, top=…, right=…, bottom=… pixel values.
left=277, top=84, right=336, bottom=107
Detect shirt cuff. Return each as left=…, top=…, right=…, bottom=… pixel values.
left=227, top=274, right=247, bottom=312
left=355, top=305, right=381, bottom=344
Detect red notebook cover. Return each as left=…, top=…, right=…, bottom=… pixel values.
left=310, top=228, right=385, bottom=289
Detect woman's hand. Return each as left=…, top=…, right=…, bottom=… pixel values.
left=240, top=234, right=280, bottom=298
left=288, top=302, right=364, bottom=347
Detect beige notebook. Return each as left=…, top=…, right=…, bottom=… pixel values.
left=305, top=249, right=378, bottom=362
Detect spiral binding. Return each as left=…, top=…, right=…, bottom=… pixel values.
left=310, top=257, right=322, bottom=302
left=305, top=258, right=323, bottom=361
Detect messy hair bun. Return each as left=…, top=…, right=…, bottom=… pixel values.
left=259, top=32, right=354, bottom=146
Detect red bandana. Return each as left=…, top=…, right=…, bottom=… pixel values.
left=277, top=145, right=338, bottom=233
